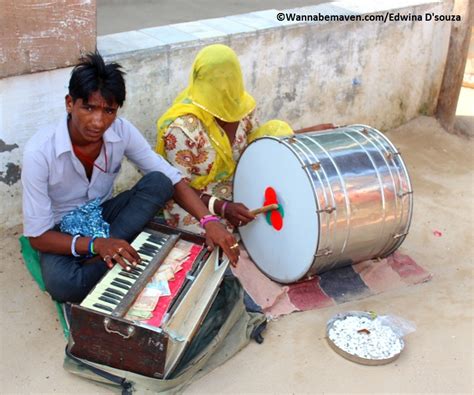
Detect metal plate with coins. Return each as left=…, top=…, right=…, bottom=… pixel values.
left=326, top=311, right=405, bottom=365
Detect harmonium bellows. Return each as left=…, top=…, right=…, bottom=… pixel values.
left=69, top=222, right=229, bottom=379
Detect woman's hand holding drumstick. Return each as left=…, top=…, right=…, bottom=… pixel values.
left=219, top=202, right=255, bottom=228
left=249, top=204, right=279, bottom=216
left=223, top=203, right=280, bottom=228
left=233, top=203, right=280, bottom=227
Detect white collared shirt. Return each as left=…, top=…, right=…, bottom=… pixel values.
left=22, top=116, right=182, bottom=237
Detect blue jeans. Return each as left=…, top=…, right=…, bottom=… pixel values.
left=40, top=171, right=174, bottom=303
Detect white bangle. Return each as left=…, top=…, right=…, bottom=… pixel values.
left=208, top=196, right=219, bottom=215
left=71, top=234, right=81, bottom=257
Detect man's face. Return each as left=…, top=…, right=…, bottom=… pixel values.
left=66, top=91, right=119, bottom=145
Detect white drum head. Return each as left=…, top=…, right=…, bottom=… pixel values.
left=233, top=138, right=319, bottom=283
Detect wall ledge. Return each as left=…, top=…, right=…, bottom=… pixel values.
left=98, top=0, right=443, bottom=59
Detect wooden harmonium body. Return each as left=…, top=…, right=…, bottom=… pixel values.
left=69, top=222, right=229, bottom=379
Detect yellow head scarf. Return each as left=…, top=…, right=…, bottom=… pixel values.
left=247, top=119, right=294, bottom=143
left=156, top=44, right=256, bottom=189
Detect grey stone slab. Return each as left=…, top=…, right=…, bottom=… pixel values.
left=252, top=9, right=303, bottom=27
left=200, top=16, right=257, bottom=34
left=227, top=12, right=282, bottom=30
left=297, top=3, right=359, bottom=16
left=97, top=31, right=165, bottom=56
left=332, top=0, right=436, bottom=14
left=171, top=21, right=226, bottom=40
left=140, top=25, right=198, bottom=45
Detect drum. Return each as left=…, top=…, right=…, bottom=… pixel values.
left=233, top=125, right=413, bottom=283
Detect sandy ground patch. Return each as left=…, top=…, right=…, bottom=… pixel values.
left=1, top=115, right=472, bottom=394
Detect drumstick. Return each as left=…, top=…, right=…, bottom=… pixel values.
left=293, top=123, right=340, bottom=134
left=250, top=204, right=279, bottom=216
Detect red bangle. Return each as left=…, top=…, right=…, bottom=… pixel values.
left=221, top=201, right=229, bottom=218
left=200, top=215, right=220, bottom=228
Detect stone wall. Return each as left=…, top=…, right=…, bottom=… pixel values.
left=0, top=0, right=453, bottom=229
left=0, top=0, right=96, bottom=78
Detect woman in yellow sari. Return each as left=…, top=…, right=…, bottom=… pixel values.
left=156, top=44, right=292, bottom=232
left=156, top=44, right=294, bottom=234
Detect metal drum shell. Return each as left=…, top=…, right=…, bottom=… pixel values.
left=233, top=125, right=413, bottom=282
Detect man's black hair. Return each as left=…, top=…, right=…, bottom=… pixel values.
left=68, top=52, right=126, bottom=107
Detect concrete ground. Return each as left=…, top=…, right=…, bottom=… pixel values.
left=97, top=0, right=329, bottom=35
left=1, top=104, right=472, bottom=393
left=456, top=87, right=474, bottom=137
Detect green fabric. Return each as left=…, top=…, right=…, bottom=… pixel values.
left=19, top=236, right=70, bottom=339
left=19, top=235, right=45, bottom=291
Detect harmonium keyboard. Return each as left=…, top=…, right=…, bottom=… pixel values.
left=69, top=222, right=229, bottom=379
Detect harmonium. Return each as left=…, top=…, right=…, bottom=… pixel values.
left=68, top=222, right=229, bottom=379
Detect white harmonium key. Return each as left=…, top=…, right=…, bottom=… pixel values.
left=80, top=230, right=168, bottom=314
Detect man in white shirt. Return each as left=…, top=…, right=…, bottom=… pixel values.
left=21, top=52, right=239, bottom=303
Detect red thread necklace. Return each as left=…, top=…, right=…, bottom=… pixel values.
left=72, top=142, right=108, bottom=173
